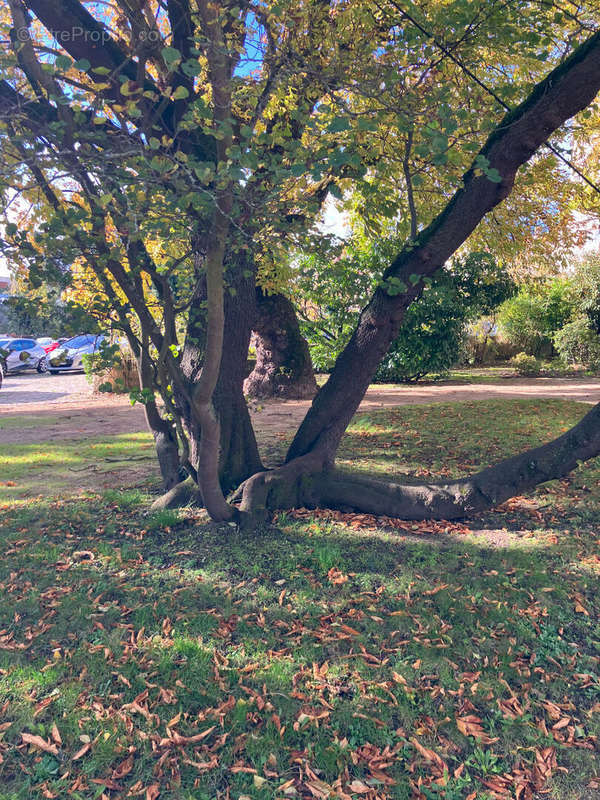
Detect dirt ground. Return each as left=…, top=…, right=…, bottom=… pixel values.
left=2, top=369, right=600, bottom=447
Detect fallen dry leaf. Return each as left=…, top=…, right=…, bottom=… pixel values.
left=21, top=733, right=59, bottom=756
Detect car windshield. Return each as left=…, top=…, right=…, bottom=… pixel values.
left=63, top=334, right=97, bottom=349
left=0, top=338, right=12, bottom=349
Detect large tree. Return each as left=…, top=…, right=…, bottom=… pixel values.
left=1, top=0, right=600, bottom=522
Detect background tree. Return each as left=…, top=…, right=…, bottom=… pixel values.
left=497, top=278, right=575, bottom=358
left=244, top=289, right=317, bottom=399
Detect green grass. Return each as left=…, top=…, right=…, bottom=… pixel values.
left=0, top=414, right=62, bottom=432
left=0, top=398, right=598, bottom=799
left=0, top=432, right=157, bottom=500
left=320, top=364, right=597, bottom=387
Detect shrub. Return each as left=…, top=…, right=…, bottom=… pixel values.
left=512, top=352, right=541, bottom=376
left=374, top=285, right=465, bottom=382
left=554, top=317, right=600, bottom=371
left=83, top=341, right=140, bottom=394
left=497, top=278, right=575, bottom=357
left=373, top=253, right=514, bottom=382
left=463, top=318, right=519, bottom=365
left=297, top=244, right=514, bottom=381
left=570, top=254, right=600, bottom=333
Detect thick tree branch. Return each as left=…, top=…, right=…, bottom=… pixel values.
left=287, top=28, right=600, bottom=463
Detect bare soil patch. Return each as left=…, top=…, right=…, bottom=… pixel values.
left=2, top=371, right=600, bottom=449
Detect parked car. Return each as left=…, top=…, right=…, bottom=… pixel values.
left=48, top=333, right=106, bottom=373
left=36, top=337, right=61, bottom=354
left=0, top=337, right=49, bottom=373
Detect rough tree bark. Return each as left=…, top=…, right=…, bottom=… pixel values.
left=136, top=345, right=181, bottom=491
left=238, top=397, right=600, bottom=519
left=6, top=2, right=600, bottom=524
left=173, top=250, right=264, bottom=494
left=244, top=290, right=317, bottom=400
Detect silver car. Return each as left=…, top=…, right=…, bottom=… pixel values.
left=0, top=337, right=49, bottom=373
left=48, top=333, right=106, bottom=374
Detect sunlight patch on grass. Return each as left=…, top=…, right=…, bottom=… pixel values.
left=0, top=398, right=598, bottom=798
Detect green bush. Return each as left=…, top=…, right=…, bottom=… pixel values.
left=296, top=244, right=514, bottom=381
left=554, top=317, right=600, bottom=371
left=374, top=253, right=514, bottom=382
left=497, top=278, right=575, bottom=357
left=512, top=352, right=541, bottom=376
left=374, top=282, right=467, bottom=382
left=83, top=341, right=140, bottom=393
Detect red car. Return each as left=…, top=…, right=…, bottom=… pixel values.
left=36, top=337, right=61, bottom=354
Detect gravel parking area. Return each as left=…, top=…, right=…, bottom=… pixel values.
left=0, top=370, right=94, bottom=409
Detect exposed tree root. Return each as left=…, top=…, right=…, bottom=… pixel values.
left=150, top=477, right=203, bottom=511
left=239, top=401, right=600, bottom=520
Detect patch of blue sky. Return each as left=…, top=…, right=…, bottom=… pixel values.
left=234, top=11, right=265, bottom=78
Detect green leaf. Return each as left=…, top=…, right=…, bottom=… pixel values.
left=182, top=58, right=202, bottom=77
left=327, top=117, right=351, bottom=134
left=289, top=163, right=306, bottom=177
left=74, top=58, right=91, bottom=72
left=486, top=168, right=502, bottom=183
left=357, top=118, right=378, bottom=132
left=162, top=47, right=181, bottom=67
left=54, top=54, right=72, bottom=71
left=172, top=86, right=190, bottom=100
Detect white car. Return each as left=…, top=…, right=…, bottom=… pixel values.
left=48, top=333, right=106, bottom=373
left=0, top=337, right=49, bottom=373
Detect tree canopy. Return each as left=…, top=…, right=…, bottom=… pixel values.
left=1, top=0, right=600, bottom=521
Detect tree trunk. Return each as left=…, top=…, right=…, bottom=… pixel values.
left=130, top=337, right=182, bottom=491
left=175, top=250, right=264, bottom=495
left=147, top=415, right=181, bottom=491
left=244, top=290, right=317, bottom=400
left=286, top=31, right=600, bottom=465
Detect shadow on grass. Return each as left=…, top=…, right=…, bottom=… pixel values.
left=0, top=486, right=598, bottom=799
left=1, top=398, right=599, bottom=798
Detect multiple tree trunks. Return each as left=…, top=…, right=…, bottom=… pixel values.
left=174, top=251, right=264, bottom=494
left=190, top=31, right=600, bottom=521
left=5, top=0, right=600, bottom=523
left=244, top=290, right=317, bottom=400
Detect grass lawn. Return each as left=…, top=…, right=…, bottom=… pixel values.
left=0, top=398, right=598, bottom=800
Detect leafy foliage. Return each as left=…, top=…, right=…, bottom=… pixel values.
left=497, top=279, right=575, bottom=357
left=554, top=317, right=600, bottom=371
left=297, top=247, right=513, bottom=380
left=375, top=254, right=514, bottom=382
left=0, top=293, right=99, bottom=338
left=569, top=254, right=600, bottom=334
left=512, top=352, right=542, bottom=376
